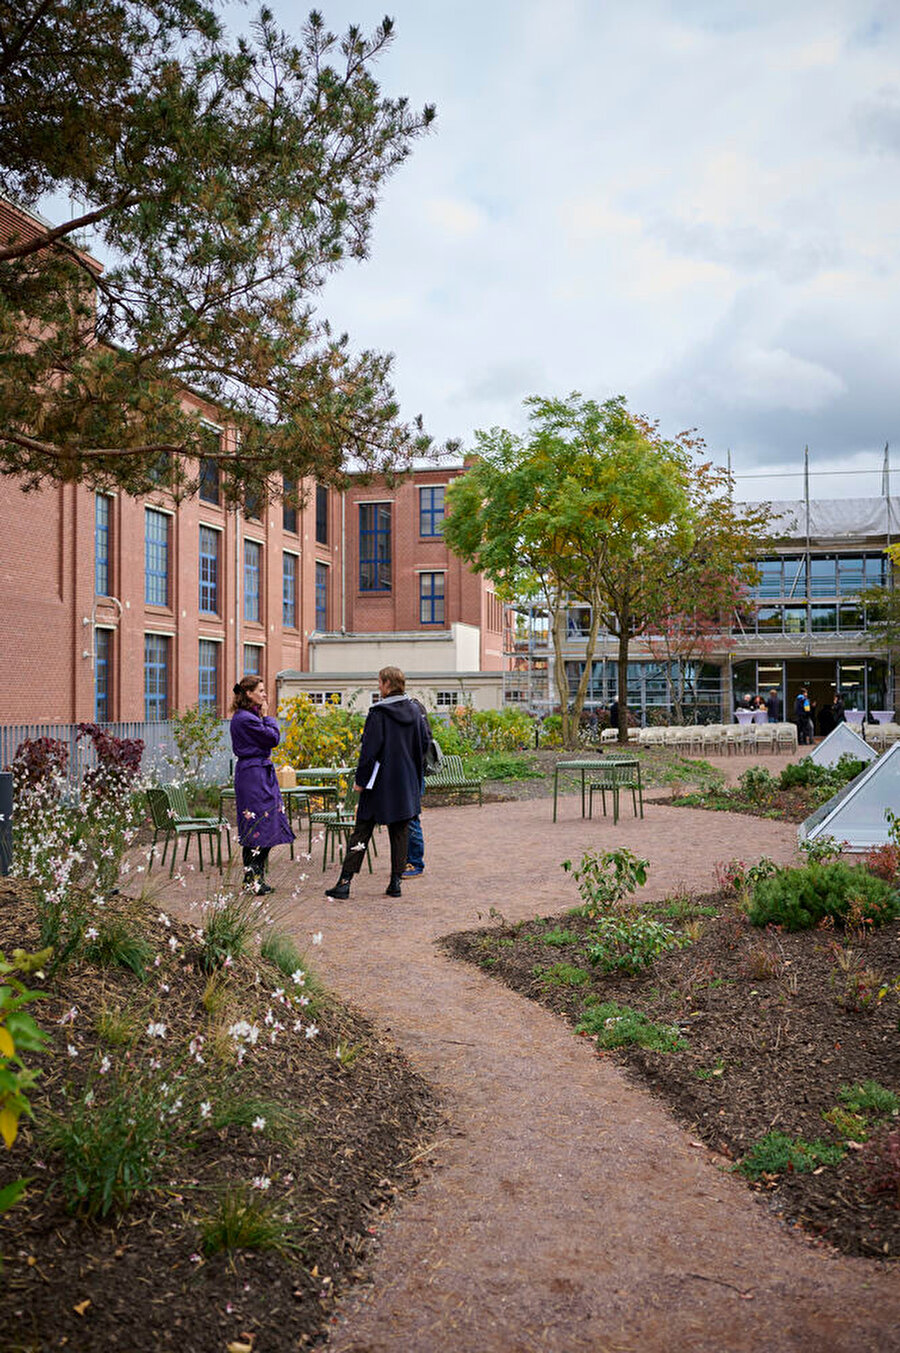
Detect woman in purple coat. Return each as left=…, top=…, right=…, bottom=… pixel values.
left=230, top=676, right=294, bottom=893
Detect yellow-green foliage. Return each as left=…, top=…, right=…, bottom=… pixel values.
left=274, top=695, right=363, bottom=770
left=448, top=705, right=534, bottom=751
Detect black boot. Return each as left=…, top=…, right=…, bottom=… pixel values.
left=326, top=875, right=351, bottom=900
left=385, top=875, right=402, bottom=898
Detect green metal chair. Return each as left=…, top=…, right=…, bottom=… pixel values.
left=309, top=785, right=375, bottom=872
left=145, top=786, right=221, bottom=875
left=588, top=762, right=643, bottom=825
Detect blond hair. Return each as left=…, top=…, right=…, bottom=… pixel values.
left=378, top=665, right=406, bottom=695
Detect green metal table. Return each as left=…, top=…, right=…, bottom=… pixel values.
left=552, top=755, right=639, bottom=821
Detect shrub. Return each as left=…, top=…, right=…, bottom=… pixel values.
left=838, top=1081, right=900, bottom=1116
left=575, top=1002, right=687, bottom=1052
left=737, top=766, right=776, bottom=801
left=562, top=848, right=649, bottom=918
left=84, top=916, right=153, bottom=981
left=857, top=1127, right=900, bottom=1202
left=748, top=862, right=900, bottom=931
left=198, top=891, right=267, bottom=973
left=736, top=1131, right=846, bottom=1180
left=0, top=948, right=50, bottom=1153
left=274, top=693, right=363, bottom=770
left=10, top=736, right=68, bottom=795
left=586, top=914, right=685, bottom=975
left=778, top=756, right=865, bottom=791
left=447, top=705, right=534, bottom=752
left=533, top=962, right=591, bottom=989
left=863, top=843, right=900, bottom=882
left=44, top=1069, right=181, bottom=1217
left=211, top=1089, right=305, bottom=1144
left=167, top=705, right=226, bottom=786
left=464, top=752, right=541, bottom=781
left=199, top=1185, right=295, bottom=1257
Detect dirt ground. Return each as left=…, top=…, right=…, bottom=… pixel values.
left=153, top=753, right=900, bottom=1352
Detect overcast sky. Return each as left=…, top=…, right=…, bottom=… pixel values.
left=222, top=0, right=898, bottom=501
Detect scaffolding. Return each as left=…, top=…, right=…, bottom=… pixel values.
left=501, top=469, right=898, bottom=721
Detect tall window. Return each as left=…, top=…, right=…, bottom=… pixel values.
left=359, top=503, right=391, bottom=591
left=95, top=628, right=112, bottom=721
left=283, top=476, right=298, bottom=534
left=244, top=488, right=261, bottom=521
left=95, top=494, right=112, bottom=595
left=198, top=639, right=219, bottom=712
left=199, top=526, right=219, bottom=614
left=315, top=561, right=328, bottom=631
left=144, top=634, right=169, bottom=721
left=420, top=571, right=445, bottom=624
left=244, top=539, right=261, bottom=621
left=419, top=485, right=445, bottom=537
left=145, top=509, right=170, bottom=606
left=243, top=644, right=262, bottom=676
left=315, top=484, right=328, bottom=544
left=199, top=456, right=220, bottom=505
left=283, top=552, right=298, bottom=628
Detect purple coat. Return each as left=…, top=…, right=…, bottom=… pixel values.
left=230, top=710, right=295, bottom=849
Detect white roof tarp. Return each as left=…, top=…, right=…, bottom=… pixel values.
left=761, top=497, right=900, bottom=545
left=799, top=741, right=900, bottom=851
left=806, top=723, right=876, bottom=769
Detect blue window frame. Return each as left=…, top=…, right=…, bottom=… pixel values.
left=243, top=644, right=262, bottom=676
left=359, top=503, right=391, bottom=591
left=199, top=526, right=219, bottom=614
left=95, top=627, right=111, bottom=721
left=419, top=571, right=445, bottom=624
left=145, top=508, right=170, bottom=606
left=419, top=485, right=445, bottom=537
left=95, top=494, right=112, bottom=595
left=283, top=552, right=297, bottom=628
left=244, top=539, right=261, bottom=622
left=144, top=634, right=169, bottom=721
left=315, top=562, right=328, bottom=631
left=198, top=639, right=219, bottom=712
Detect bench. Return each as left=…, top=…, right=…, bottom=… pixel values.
left=423, top=753, right=483, bottom=806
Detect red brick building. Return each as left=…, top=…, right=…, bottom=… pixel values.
left=0, top=456, right=506, bottom=725
left=0, top=196, right=505, bottom=725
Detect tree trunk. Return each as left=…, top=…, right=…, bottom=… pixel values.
left=550, top=604, right=574, bottom=746
left=617, top=624, right=630, bottom=743
left=567, top=600, right=604, bottom=747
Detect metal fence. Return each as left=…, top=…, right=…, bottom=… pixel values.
left=0, top=719, right=233, bottom=788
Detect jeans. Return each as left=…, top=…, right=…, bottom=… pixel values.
left=406, top=778, right=426, bottom=869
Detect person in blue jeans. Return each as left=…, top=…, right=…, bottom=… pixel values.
left=405, top=698, right=432, bottom=877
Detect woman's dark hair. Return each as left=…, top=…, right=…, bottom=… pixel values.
left=230, top=675, right=263, bottom=714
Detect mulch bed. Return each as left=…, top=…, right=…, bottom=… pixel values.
left=441, top=897, right=900, bottom=1261
left=669, top=786, right=827, bottom=822
left=0, top=879, right=441, bottom=1352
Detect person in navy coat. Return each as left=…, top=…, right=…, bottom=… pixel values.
left=325, top=665, right=427, bottom=901
left=230, top=675, right=294, bottom=892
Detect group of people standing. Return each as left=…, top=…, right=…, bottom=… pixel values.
left=229, top=666, right=432, bottom=900
left=794, top=687, right=847, bottom=745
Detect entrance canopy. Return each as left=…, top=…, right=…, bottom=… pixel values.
left=799, top=742, right=900, bottom=851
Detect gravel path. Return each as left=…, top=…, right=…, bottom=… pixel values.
left=155, top=757, right=899, bottom=1352
left=268, top=790, right=900, bottom=1353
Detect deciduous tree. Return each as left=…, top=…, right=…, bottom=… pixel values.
left=445, top=395, right=772, bottom=744
left=0, top=2, right=441, bottom=499
left=444, top=394, right=695, bottom=745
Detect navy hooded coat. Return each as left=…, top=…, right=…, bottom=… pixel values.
left=354, top=695, right=427, bottom=824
